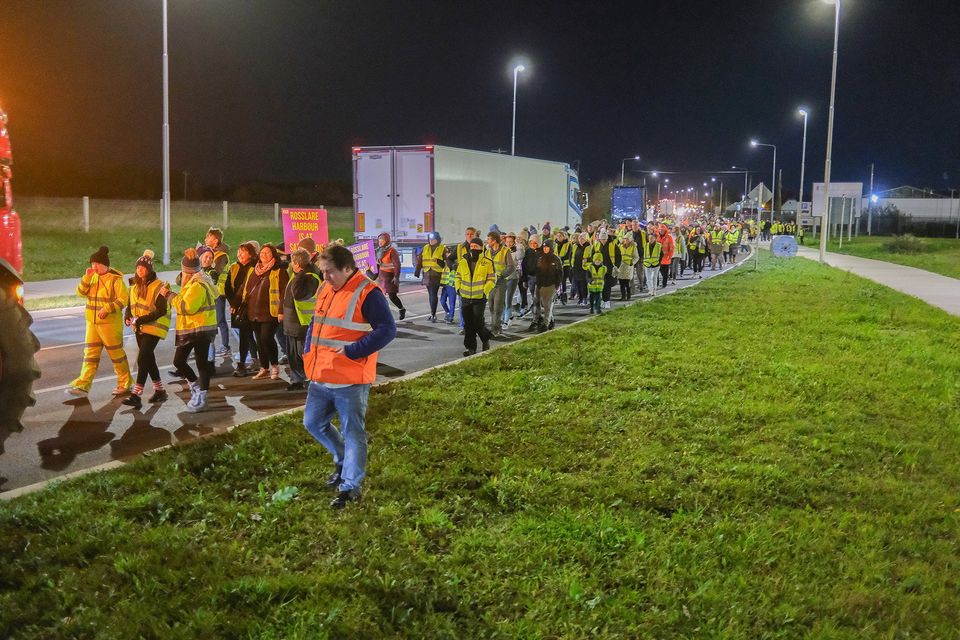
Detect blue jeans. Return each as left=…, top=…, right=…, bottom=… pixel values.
left=303, top=382, right=371, bottom=492
left=502, top=278, right=518, bottom=324
left=439, top=285, right=456, bottom=320
left=215, top=296, right=230, bottom=349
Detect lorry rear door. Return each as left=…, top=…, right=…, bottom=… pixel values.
left=394, top=147, right=434, bottom=242
left=354, top=149, right=395, bottom=239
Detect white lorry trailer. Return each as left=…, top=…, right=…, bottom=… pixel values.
left=353, top=145, right=584, bottom=277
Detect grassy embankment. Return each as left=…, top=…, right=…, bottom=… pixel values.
left=821, top=234, right=960, bottom=280
left=2, top=256, right=959, bottom=638
left=17, top=198, right=354, bottom=282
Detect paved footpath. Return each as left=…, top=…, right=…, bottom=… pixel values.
left=796, top=245, right=960, bottom=317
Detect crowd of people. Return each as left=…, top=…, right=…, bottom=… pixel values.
left=61, top=214, right=768, bottom=508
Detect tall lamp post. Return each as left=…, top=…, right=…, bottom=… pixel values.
left=161, top=0, right=171, bottom=264
left=731, top=165, right=749, bottom=213
left=797, top=108, right=809, bottom=234
left=620, top=155, right=640, bottom=185
left=511, top=64, right=525, bottom=156
left=819, top=0, right=841, bottom=263
left=751, top=140, right=777, bottom=229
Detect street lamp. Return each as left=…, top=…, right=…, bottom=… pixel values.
left=819, top=0, right=841, bottom=264
left=511, top=64, right=525, bottom=156
left=751, top=139, right=777, bottom=229
left=797, top=108, right=809, bottom=235
left=620, top=155, right=640, bottom=185
left=161, top=0, right=171, bottom=264
left=731, top=165, right=750, bottom=210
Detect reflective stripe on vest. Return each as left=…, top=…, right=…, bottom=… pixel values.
left=643, top=242, right=662, bottom=267
left=304, top=270, right=378, bottom=385
left=557, top=241, right=571, bottom=266
left=485, top=246, right=508, bottom=276
left=456, top=257, right=495, bottom=299
left=294, top=273, right=323, bottom=326
left=421, top=244, right=445, bottom=273
left=130, top=278, right=171, bottom=339
left=268, top=270, right=282, bottom=317
left=175, top=280, right=218, bottom=338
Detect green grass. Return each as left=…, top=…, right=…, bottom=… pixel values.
left=23, top=294, right=85, bottom=312
left=3, top=255, right=960, bottom=638
left=822, top=234, right=960, bottom=280
left=16, top=198, right=354, bottom=281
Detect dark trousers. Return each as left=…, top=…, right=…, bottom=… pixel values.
left=285, top=334, right=306, bottom=383
left=215, top=296, right=230, bottom=349
left=461, top=298, right=492, bottom=352
left=388, top=292, right=404, bottom=310
left=252, top=320, right=280, bottom=367
left=236, top=321, right=257, bottom=365
left=572, top=276, right=588, bottom=303
left=659, top=264, right=670, bottom=288
left=173, top=338, right=213, bottom=391
left=426, top=283, right=440, bottom=316
left=135, top=333, right=162, bottom=386
left=618, top=279, right=631, bottom=299
left=518, top=277, right=528, bottom=308
left=692, top=253, right=704, bottom=273
left=602, top=273, right=616, bottom=301
left=560, top=266, right=571, bottom=296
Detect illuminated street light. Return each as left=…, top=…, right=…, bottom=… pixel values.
left=620, top=155, right=640, bottom=185
left=797, top=108, right=809, bottom=235
left=511, top=64, right=525, bottom=156
left=819, top=0, right=841, bottom=263
left=751, top=139, right=778, bottom=227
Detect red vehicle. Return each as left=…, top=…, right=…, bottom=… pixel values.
left=0, top=106, right=41, bottom=445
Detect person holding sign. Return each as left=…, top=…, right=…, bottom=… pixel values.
left=375, top=232, right=406, bottom=320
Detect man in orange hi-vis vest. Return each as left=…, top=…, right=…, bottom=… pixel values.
left=303, top=245, right=397, bottom=509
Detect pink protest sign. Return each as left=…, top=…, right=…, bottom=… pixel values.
left=281, top=208, right=329, bottom=252
left=348, top=240, right=377, bottom=273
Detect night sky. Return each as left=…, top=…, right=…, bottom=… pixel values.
left=3, top=0, right=959, bottom=198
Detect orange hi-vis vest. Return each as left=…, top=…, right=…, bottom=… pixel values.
left=303, top=269, right=379, bottom=385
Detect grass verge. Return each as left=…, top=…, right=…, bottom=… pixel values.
left=23, top=295, right=85, bottom=312
left=2, top=256, right=959, bottom=638
left=18, top=200, right=354, bottom=281
left=821, top=235, right=960, bottom=279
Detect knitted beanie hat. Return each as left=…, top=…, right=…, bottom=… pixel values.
left=135, top=249, right=155, bottom=273
left=197, top=246, right=214, bottom=261
left=90, top=245, right=110, bottom=267
left=181, top=247, right=200, bottom=276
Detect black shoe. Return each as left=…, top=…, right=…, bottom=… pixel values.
left=325, top=465, right=343, bottom=488
left=537, top=323, right=546, bottom=333
left=148, top=390, right=168, bottom=404
left=330, top=489, right=361, bottom=509
left=528, top=320, right=540, bottom=332
left=167, top=370, right=185, bottom=380
left=481, top=340, right=490, bottom=352
left=547, top=320, right=555, bottom=330
left=286, top=381, right=305, bottom=392
left=462, top=349, right=476, bottom=357
left=399, top=308, right=406, bottom=320
left=121, top=394, right=142, bottom=409
left=232, top=367, right=248, bottom=377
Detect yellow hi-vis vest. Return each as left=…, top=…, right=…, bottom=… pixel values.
left=77, top=268, right=128, bottom=326
left=557, top=240, right=572, bottom=267
left=267, top=269, right=282, bottom=318
left=171, top=277, right=218, bottom=340
left=420, top=243, right=445, bottom=274
left=484, top=245, right=509, bottom=278
left=130, top=278, right=171, bottom=339
left=643, top=241, right=662, bottom=268
left=294, top=273, right=324, bottom=326
left=455, top=256, right=496, bottom=300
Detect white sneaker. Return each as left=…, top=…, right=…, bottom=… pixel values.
left=251, top=368, right=270, bottom=380
left=187, top=390, right=207, bottom=413
left=64, top=386, right=87, bottom=397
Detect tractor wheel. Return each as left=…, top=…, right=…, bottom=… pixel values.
left=0, top=286, right=41, bottom=452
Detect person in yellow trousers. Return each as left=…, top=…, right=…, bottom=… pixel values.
left=159, top=249, right=219, bottom=413
left=66, top=245, right=132, bottom=397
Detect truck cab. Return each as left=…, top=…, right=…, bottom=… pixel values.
left=0, top=107, right=23, bottom=276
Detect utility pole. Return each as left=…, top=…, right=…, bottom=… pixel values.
left=867, top=163, right=874, bottom=235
